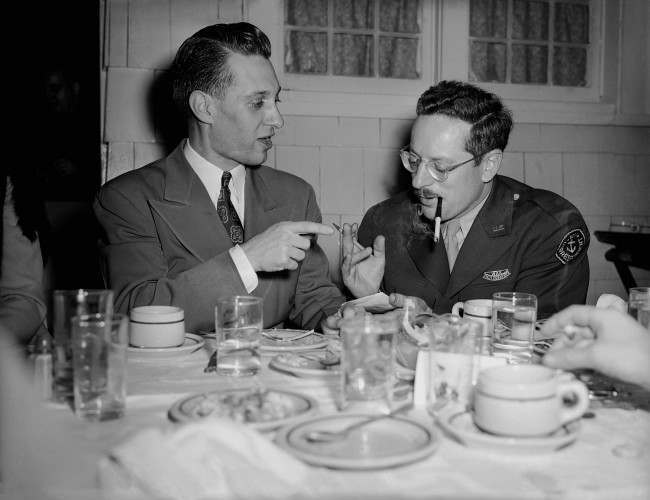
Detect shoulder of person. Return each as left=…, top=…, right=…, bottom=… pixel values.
left=99, top=155, right=169, bottom=199
left=499, top=176, right=586, bottom=230
left=361, top=191, right=413, bottom=231
left=252, top=165, right=315, bottom=195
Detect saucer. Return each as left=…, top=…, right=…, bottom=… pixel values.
left=436, top=407, right=580, bottom=454
left=127, top=333, right=204, bottom=357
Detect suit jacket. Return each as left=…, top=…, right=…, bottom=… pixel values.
left=358, top=175, right=589, bottom=319
left=94, top=143, right=344, bottom=332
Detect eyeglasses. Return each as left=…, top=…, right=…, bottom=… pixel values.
left=399, top=145, right=479, bottom=182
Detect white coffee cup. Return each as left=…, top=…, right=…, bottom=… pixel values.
left=473, top=364, right=589, bottom=437
left=452, top=299, right=492, bottom=338
left=129, top=306, right=185, bottom=348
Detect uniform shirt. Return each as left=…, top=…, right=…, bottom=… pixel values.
left=183, top=140, right=258, bottom=293
left=442, top=192, right=489, bottom=269
left=358, top=175, right=589, bottom=319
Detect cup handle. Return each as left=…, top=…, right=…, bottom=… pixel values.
left=557, top=380, right=590, bottom=425
left=452, top=302, right=463, bottom=316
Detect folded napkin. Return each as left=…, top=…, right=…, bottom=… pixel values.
left=99, top=419, right=331, bottom=500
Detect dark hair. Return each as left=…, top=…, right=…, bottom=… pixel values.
left=171, top=22, right=272, bottom=116
left=416, top=80, right=513, bottom=161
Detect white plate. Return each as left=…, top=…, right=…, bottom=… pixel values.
left=260, top=329, right=329, bottom=352
left=127, top=333, right=204, bottom=357
left=268, top=351, right=340, bottom=378
left=275, top=413, right=439, bottom=470
left=167, top=388, right=318, bottom=432
left=436, top=407, right=580, bottom=454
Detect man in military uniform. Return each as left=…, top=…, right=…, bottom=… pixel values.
left=340, top=80, right=589, bottom=319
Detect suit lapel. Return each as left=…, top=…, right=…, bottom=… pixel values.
left=149, top=144, right=232, bottom=262
left=446, top=177, right=515, bottom=298
left=405, top=210, right=451, bottom=295
left=244, top=167, right=281, bottom=240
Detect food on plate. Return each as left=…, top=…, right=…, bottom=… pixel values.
left=192, top=390, right=296, bottom=423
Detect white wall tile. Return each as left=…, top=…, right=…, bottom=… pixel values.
left=539, top=125, right=578, bottom=152
left=134, top=142, right=166, bottom=169
left=380, top=119, right=412, bottom=148
left=105, top=68, right=156, bottom=142
left=499, top=152, right=524, bottom=181
left=107, top=0, right=128, bottom=67
left=218, top=0, right=244, bottom=21
left=275, top=146, right=321, bottom=205
left=524, top=153, right=563, bottom=194
left=508, top=123, right=540, bottom=152
left=106, top=142, right=134, bottom=181
left=563, top=153, right=604, bottom=215
left=171, top=0, right=218, bottom=52
left=320, top=148, right=364, bottom=214
left=363, top=148, right=403, bottom=211
left=339, top=118, right=380, bottom=147
left=293, top=116, right=339, bottom=146
left=129, top=0, right=172, bottom=69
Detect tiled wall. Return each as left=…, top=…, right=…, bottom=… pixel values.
left=101, top=0, right=650, bottom=305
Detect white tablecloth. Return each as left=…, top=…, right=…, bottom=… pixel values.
left=2, top=344, right=649, bottom=499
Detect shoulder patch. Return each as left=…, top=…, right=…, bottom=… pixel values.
left=555, top=229, right=586, bottom=264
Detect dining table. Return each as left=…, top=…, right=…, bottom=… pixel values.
left=1, top=332, right=649, bottom=500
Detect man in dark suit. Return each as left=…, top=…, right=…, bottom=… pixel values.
left=94, top=23, right=344, bottom=332
left=340, top=81, right=589, bottom=320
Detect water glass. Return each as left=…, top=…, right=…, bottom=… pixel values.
left=52, top=289, right=114, bottom=403
left=422, top=315, right=480, bottom=413
left=628, top=287, right=650, bottom=327
left=491, top=292, right=537, bottom=364
left=72, top=313, right=128, bottom=421
left=339, top=314, right=398, bottom=413
left=215, top=296, right=263, bottom=376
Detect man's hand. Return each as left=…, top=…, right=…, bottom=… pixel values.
left=241, top=221, right=333, bottom=272
left=341, top=223, right=385, bottom=298
left=541, top=305, right=650, bottom=390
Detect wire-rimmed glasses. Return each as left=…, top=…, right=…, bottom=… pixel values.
left=399, top=145, right=479, bottom=182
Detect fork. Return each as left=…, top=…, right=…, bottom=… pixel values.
left=262, top=329, right=314, bottom=342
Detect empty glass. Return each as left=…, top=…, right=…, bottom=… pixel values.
left=52, top=289, right=114, bottom=403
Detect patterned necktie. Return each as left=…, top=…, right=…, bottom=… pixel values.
left=444, top=219, right=461, bottom=271
left=217, top=171, right=244, bottom=245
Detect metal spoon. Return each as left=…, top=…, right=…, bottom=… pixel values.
left=303, top=403, right=413, bottom=443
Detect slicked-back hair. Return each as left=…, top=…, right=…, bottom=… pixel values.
left=416, top=80, right=513, bottom=162
left=171, top=22, right=272, bottom=117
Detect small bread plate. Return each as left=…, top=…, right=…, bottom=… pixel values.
left=127, top=333, right=204, bottom=357
left=435, top=406, right=580, bottom=454
left=268, top=351, right=340, bottom=378
left=168, top=388, right=318, bottom=432
left=260, top=329, right=329, bottom=352
left=275, top=413, right=440, bottom=470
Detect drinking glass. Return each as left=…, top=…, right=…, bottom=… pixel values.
left=215, top=296, right=263, bottom=376
left=420, top=314, right=480, bottom=413
left=491, top=292, right=537, bottom=364
left=52, top=289, right=114, bottom=403
left=72, top=313, right=128, bottom=421
left=339, top=314, right=398, bottom=413
left=628, top=287, right=650, bottom=327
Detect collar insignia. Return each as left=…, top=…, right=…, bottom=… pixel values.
left=556, top=229, right=586, bottom=265
left=483, top=269, right=511, bottom=281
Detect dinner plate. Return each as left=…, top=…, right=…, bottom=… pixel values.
left=127, top=333, right=204, bottom=357
left=275, top=413, right=440, bottom=470
left=260, top=329, right=329, bottom=352
left=167, top=388, right=318, bottom=432
left=268, top=351, right=340, bottom=378
left=436, top=406, right=580, bottom=454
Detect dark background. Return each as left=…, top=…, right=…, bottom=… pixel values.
left=26, top=1, right=104, bottom=293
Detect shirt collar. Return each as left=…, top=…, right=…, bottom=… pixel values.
left=183, top=139, right=245, bottom=194
left=444, top=186, right=491, bottom=239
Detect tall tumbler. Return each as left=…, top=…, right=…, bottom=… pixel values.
left=52, top=289, right=114, bottom=403
left=491, top=292, right=537, bottom=365
left=72, top=313, right=128, bottom=421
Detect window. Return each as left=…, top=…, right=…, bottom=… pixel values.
left=469, top=0, right=592, bottom=87
left=285, top=0, right=423, bottom=79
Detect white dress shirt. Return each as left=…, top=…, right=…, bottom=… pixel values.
left=183, top=140, right=258, bottom=292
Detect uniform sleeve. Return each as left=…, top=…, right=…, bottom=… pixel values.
left=0, top=182, right=47, bottom=342
left=94, top=183, right=247, bottom=332
left=288, top=186, right=345, bottom=330
left=515, top=212, right=589, bottom=319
